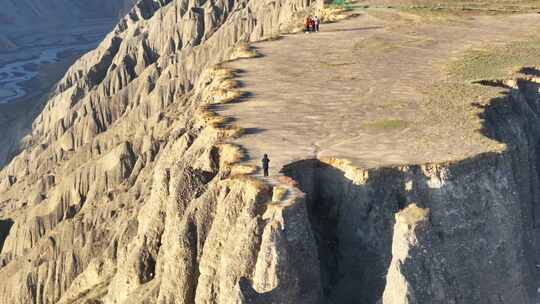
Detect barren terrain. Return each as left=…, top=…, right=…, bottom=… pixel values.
left=1, top=1, right=540, bottom=303
left=217, top=7, right=540, bottom=172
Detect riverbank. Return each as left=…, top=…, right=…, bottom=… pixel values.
left=0, top=18, right=119, bottom=166
left=0, top=19, right=116, bottom=104
left=0, top=49, right=83, bottom=166
left=0, top=42, right=101, bottom=104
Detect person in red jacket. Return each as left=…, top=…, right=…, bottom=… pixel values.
left=309, top=16, right=316, bottom=33
left=304, top=16, right=311, bottom=33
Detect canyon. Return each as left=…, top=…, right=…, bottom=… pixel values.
left=1, top=0, right=540, bottom=303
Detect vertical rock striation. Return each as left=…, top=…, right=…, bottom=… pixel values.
left=383, top=204, right=432, bottom=304
left=281, top=77, right=540, bottom=304
left=0, top=0, right=321, bottom=303
left=1, top=0, right=540, bottom=303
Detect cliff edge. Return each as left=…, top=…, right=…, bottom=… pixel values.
left=1, top=1, right=540, bottom=304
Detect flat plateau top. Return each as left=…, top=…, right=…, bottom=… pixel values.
left=218, top=8, right=540, bottom=172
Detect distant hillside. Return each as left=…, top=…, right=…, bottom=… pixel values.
left=0, top=0, right=133, bottom=34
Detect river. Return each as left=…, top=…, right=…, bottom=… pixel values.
left=0, top=41, right=99, bottom=104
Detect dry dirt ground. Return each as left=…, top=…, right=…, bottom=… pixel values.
left=216, top=8, right=540, bottom=175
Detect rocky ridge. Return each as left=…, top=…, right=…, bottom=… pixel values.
left=0, top=0, right=321, bottom=303
left=0, top=1, right=540, bottom=304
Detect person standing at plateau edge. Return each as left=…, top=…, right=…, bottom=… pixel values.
left=262, top=154, right=270, bottom=177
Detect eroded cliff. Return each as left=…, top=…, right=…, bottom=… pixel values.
left=0, top=0, right=321, bottom=302
left=279, top=76, right=540, bottom=303
left=1, top=1, right=540, bottom=303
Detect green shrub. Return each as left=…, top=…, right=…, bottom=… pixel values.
left=330, top=0, right=353, bottom=11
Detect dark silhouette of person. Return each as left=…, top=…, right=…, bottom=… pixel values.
left=262, top=154, right=270, bottom=177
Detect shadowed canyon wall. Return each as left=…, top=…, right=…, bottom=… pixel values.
left=282, top=76, right=540, bottom=304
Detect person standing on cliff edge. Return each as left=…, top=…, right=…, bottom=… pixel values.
left=262, top=154, right=270, bottom=177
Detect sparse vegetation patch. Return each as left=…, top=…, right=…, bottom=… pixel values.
left=360, top=119, right=410, bottom=131
left=447, top=37, right=540, bottom=81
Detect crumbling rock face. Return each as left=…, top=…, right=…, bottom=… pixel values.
left=383, top=204, right=433, bottom=304
left=280, top=77, right=540, bottom=303
left=283, top=144, right=537, bottom=304
left=0, top=0, right=321, bottom=303
left=282, top=161, right=401, bottom=304
left=1, top=0, right=540, bottom=302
